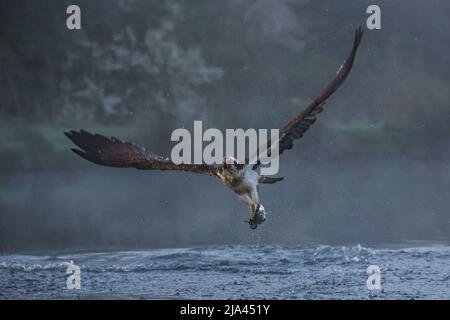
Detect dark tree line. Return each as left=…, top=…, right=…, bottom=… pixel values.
left=0, top=0, right=223, bottom=124
left=0, top=0, right=449, bottom=147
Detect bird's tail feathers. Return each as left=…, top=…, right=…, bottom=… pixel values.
left=259, top=176, right=284, bottom=184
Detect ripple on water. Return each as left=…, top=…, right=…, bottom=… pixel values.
left=1, top=244, right=449, bottom=299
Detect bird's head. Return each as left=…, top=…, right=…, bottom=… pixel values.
left=221, top=156, right=245, bottom=172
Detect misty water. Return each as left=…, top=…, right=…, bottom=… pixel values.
left=1, top=160, right=449, bottom=299
left=2, top=157, right=450, bottom=251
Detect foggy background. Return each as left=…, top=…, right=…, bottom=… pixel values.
left=1, top=0, right=449, bottom=253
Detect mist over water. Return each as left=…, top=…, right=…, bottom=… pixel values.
left=2, top=155, right=449, bottom=252
left=1, top=0, right=450, bottom=253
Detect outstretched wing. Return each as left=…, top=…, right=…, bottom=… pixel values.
left=278, top=27, right=363, bottom=154
left=250, top=27, right=363, bottom=166
left=65, top=130, right=217, bottom=175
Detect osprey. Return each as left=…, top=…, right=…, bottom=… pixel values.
left=65, top=28, right=363, bottom=229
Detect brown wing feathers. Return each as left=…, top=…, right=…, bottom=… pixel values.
left=65, top=130, right=216, bottom=175
left=278, top=27, right=364, bottom=155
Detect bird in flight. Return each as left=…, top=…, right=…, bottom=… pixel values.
left=65, top=28, right=363, bottom=229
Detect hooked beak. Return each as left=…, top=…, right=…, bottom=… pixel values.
left=234, top=160, right=245, bottom=171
